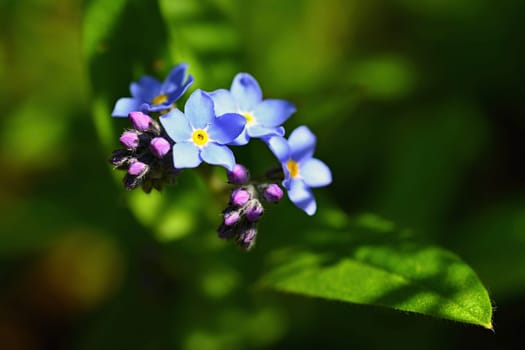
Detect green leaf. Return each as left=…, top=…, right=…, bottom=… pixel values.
left=260, top=214, right=493, bottom=329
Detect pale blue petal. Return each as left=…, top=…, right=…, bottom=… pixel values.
left=161, top=63, right=188, bottom=93
left=201, top=143, right=236, bottom=170
left=209, top=89, right=237, bottom=116
left=112, top=98, right=143, bottom=117
left=282, top=163, right=291, bottom=182
left=300, top=158, right=332, bottom=188
left=231, top=73, right=262, bottom=110
left=229, top=129, right=250, bottom=146
left=172, top=142, right=202, bottom=168
left=287, top=179, right=317, bottom=216
left=253, top=99, right=295, bottom=127
left=208, top=113, right=246, bottom=144
left=146, top=103, right=172, bottom=112
left=159, top=108, right=192, bottom=141
left=265, top=135, right=290, bottom=163
left=248, top=125, right=283, bottom=139
left=185, top=90, right=215, bottom=128
left=130, top=76, right=161, bottom=101
left=288, top=126, right=316, bottom=163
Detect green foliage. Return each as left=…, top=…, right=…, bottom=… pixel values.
left=261, top=214, right=493, bottom=328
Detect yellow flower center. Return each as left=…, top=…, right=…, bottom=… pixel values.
left=241, top=111, right=255, bottom=125
left=192, top=129, right=209, bottom=146
left=152, top=93, right=168, bottom=105
left=287, top=160, right=300, bottom=178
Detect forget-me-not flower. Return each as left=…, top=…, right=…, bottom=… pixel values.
left=160, top=89, right=245, bottom=171
left=267, top=126, right=332, bottom=216
left=209, top=73, right=296, bottom=145
left=112, top=63, right=194, bottom=117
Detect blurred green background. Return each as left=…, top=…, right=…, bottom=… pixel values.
left=1, top=0, right=524, bottom=349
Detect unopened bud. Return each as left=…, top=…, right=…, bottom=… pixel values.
left=150, top=137, right=171, bottom=158
left=227, top=164, right=249, bottom=184
left=218, top=224, right=235, bottom=239
left=109, top=149, right=130, bottom=168
left=246, top=200, right=264, bottom=222
left=237, top=226, right=257, bottom=250
left=231, top=188, right=250, bottom=207
left=129, top=111, right=152, bottom=131
left=119, top=131, right=139, bottom=149
left=123, top=173, right=143, bottom=190
left=223, top=209, right=240, bottom=226
left=262, top=184, right=283, bottom=203
left=128, top=161, right=148, bottom=176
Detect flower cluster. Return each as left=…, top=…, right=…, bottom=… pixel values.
left=109, top=63, right=332, bottom=250
left=217, top=165, right=285, bottom=249
left=109, top=111, right=179, bottom=192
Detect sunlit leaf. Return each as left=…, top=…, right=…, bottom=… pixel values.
left=260, top=214, right=493, bottom=328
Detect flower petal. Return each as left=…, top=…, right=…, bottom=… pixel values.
left=209, top=89, right=237, bottom=116
left=300, top=158, right=332, bottom=188
left=201, top=143, right=236, bottom=170
left=112, top=98, right=143, bottom=117
left=159, top=108, right=192, bottom=141
left=172, top=142, right=202, bottom=168
left=185, top=90, right=215, bottom=129
left=229, top=129, right=250, bottom=146
left=130, top=76, right=162, bottom=101
left=288, top=126, right=316, bottom=163
left=161, top=63, right=188, bottom=93
left=275, top=126, right=285, bottom=136
left=287, top=179, right=317, bottom=216
left=231, top=73, right=262, bottom=110
left=145, top=103, right=172, bottom=113
left=253, top=99, right=295, bottom=127
left=265, top=135, right=290, bottom=163
left=167, top=74, right=193, bottom=101
left=208, top=113, right=246, bottom=144
left=248, top=125, right=284, bottom=139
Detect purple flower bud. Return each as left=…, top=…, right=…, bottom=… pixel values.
left=128, top=161, right=148, bottom=176
left=109, top=149, right=130, bottom=168
left=124, top=173, right=143, bottom=190
left=262, top=184, right=283, bottom=203
left=150, top=137, right=171, bottom=158
left=119, top=131, right=140, bottom=149
left=218, top=224, right=235, bottom=239
left=227, top=164, right=249, bottom=184
left=223, top=209, right=240, bottom=226
left=231, top=188, right=251, bottom=207
left=246, top=200, right=264, bottom=222
left=129, top=111, right=152, bottom=131
left=238, top=226, right=257, bottom=250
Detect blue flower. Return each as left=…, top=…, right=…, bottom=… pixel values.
left=209, top=73, right=296, bottom=145
left=267, top=126, right=332, bottom=216
left=112, top=63, right=194, bottom=117
left=159, top=89, right=246, bottom=171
